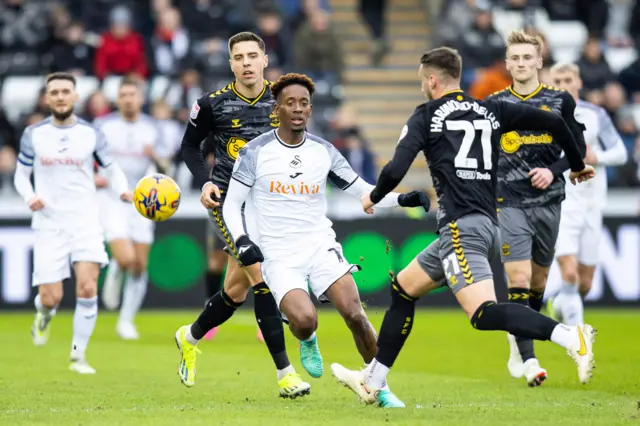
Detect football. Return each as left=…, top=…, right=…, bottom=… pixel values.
left=133, top=174, right=181, bottom=222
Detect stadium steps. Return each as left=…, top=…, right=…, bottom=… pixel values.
left=330, top=0, right=431, bottom=189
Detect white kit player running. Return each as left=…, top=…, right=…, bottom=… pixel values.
left=13, top=72, right=131, bottom=374
left=94, top=79, right=168, bottom=340
left=222, top=74, right=428, bottom=408
left=549, top=63, right=628, bottom=324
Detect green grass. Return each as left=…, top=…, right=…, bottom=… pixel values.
left=0, top=309, right=638, bottom=425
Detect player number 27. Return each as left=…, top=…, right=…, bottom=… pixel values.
left=446, top=119, right=492, bottom=170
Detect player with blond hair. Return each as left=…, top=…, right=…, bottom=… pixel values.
left=487, top=31, right=587, bottom=386
left=548, top=63, right=627, bottom=325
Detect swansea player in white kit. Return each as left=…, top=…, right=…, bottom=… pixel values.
left=13, top=72, right=131, bottom=373
left=95, top=79, right=167, bottom=340
left=549, top=63, right=628, bottom=325
left=223, top=74, right=430, bottom=407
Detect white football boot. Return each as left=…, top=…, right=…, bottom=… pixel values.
left=568, top=324, right=597, bottom=384
left=331, top=363, right=379, bottom=404
left=523, top=358, right=548, bottom=387
left=507, top=334, right=524, bottom=378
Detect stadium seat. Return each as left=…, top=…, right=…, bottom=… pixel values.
left=547, top=21, right=588, bottom=64
left=75, top=77, right=99, bottom=105
left=102, top=76, right=124, bottom=102
left=491, top=8, right=551, bottom=40
left=605, top=47, right=638, bottom=74
left=1, top=76, right=44, bottom=123
left=148, top=76, right=171, bottom=102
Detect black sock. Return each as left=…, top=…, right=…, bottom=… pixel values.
left=190, top=290, right=243, bottom=340
left=508, top=288, right=536, bottom=362
left=253, top=282, right=290, bottom=370
left=205, top=271, right=223, bottom=300
left=529, top=290, right=544, bottom=312
left=376, top=278, right=416, bottom=368
left=471, top=301, right=557, bottom=341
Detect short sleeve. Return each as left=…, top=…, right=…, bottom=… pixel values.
left=231, top=144, right=259, bottom=187
left=93, top=128, right=114, bottom=167
left=397, top=104, right=429, bottom=155
left=17, top=127, right=35, bottom=166
left=326, top=143, right=358, bottom=190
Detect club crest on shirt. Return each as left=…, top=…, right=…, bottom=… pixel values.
left=189, top=101, right=200, bottom=120
left=227, top=137, right=247, bottom=160
left=397, top=125, right=408, bottom=144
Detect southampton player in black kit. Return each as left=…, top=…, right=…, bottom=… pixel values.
left=174, top=32, right=313, bottom=398
left=331, top=47, right=598, bottom=405
left=486, top=31, right=588, bottom=386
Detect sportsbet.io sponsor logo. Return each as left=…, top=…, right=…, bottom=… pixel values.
left=500, top=131, right=553, bottom=154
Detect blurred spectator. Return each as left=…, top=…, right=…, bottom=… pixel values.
left=576, top=36, right=615, bottom=91
left=358, top=0, right=388, bottom=65
left=151, top=100, right=182, bottom=159
left=0, top=107, right=16, bottom=191
left=294, top=9, right=344, bottom=85
left=50, top=22, right=96, bottom=75
left=0, top=0, right=52, bottom=74
left=166, top=69, right=203, bottom=123
left=256, top=10, right=291, bottom=73
left=469, top=60, right=512, bottom=99
left=615, top=135, right=640, bottom=186
left=618, top=58, right=640, bottom=99
left=83, top=91, right=112, bottom=121
left=94, top=6, right=148, bottom=80
left=602, top=82, right=626, bottom=120
left=50, top=4, right=73, bottom=44
left=576, top=0, right=609, bottom=38
left=150, top=7, right=191, bottom=77
left=605, top=0, right=634, bottom=47
left=457, top=4, right=505, bottom=73
left=339, top=128, right=377, bottom=185
left=179, top=0, right=231, bottom=41
left=66, top=0, right=150, bottom=37
left=278, top=0, right=331, bottom=34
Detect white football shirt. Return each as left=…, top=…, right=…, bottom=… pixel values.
left=564, top=100, right=627, bottom=209
left=226, top=129, right=401, bottom=261
left=16, top=117, right=116, bottom=230
left=94, top=113, right=165, bottom=190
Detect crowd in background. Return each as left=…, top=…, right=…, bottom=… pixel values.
left=437, top=0, right=640, bottom=187
left=0, top=0, right=638, bottom=198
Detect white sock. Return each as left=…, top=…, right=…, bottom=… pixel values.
left=277, top=365, right=295, bottom=381
left=34, top=294, right=57, bottom=318
left=366, top=358, right=390, bottom=389
left=559, top=281, right=584, bottom=326
left=550, top=323, right=579, bottom=350
left=302, top=332, right=316, bottom=342
left=185, top=326, right=199, bottom=345
left=119, top=272, right=148, bottom=325
left=71, top=297, right=98, bottom=360
left=364, top=362, right=389, bottom=390
left=105, top=260, right=122, bottom=288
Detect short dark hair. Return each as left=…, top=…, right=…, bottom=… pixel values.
left=45, top=72, right=76, bottom=87
left=119, top=78, right=141, bottom=90
left=420, top=47, right=462, bottom=80
left=228, top=32, right=266, bottom=53
left=270, top=73, right=315, bottom=101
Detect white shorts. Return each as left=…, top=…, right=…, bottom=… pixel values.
left=33, top=228, right=109, bottom=286
left=260, top=238, right=360, bottom=309
left=98, top=190, right=155, bottom=244
left=555, top=204, right=602, bottom=266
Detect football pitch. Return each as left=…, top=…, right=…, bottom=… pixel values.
left=0, top=309, right=638, bottom=425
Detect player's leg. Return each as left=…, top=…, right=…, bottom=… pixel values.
left=70, top=261, right=101, bottom=374
left=499, top=207, right=537, bottom=381
left=31, top=229, right=68, bottom=346
left=117, top=241, right=150, bottom=340
left=262, top=263, right=312, bottom=398
left=574, top=211, right=602, bottom=320
left=68, top=229, right=108, bottom=374
left=203, top=238, right=226, bottom=340
left=331, top=238, right=444, bottom=405
left=550, top=205, right=583, bottom=322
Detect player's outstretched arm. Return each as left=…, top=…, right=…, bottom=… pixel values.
left=490, top=100, right=586, bottom=173
left=548, top=93, right=587, bottom=176
left=181, top=97, right=216, bottom=189
left=368, top=105, right=428, bottom=207
left=13, top=126, right=42, bottom=210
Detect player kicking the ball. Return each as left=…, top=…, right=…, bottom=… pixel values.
left=13, top=72, right=131, bottom=374
left=330, top=47, right=597, bottom=405
left=222, top=73, right=430, bottom=407
left=548, top=63, right=627, bottom=325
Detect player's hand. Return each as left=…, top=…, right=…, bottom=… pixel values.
left=361, top=192, right=375, bottom=214
left=236, top=235, right=264, bottom=266
left=201, top=182, right=221, bottom=209
left=398, top=190, right=430, bottom=212
left=584, top=145, right=598, bottom=165
left=569, top=165, right=596, bottom=185
left=529, top=168, right=554, bottom=190
left=27, top=196, right=45, bottom=211
left=120, top=191, right=133, bottom=202
left=143, top=145, right=155, bottom=158
left=94, top=175, right=109, bottom=189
